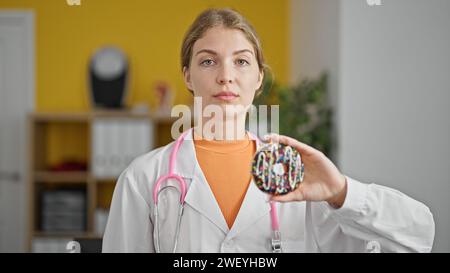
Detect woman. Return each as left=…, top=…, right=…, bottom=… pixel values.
left=102, top=8, right=434, bottom=252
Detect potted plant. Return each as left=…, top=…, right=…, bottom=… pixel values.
left=252, top=73, right=333, bottom=157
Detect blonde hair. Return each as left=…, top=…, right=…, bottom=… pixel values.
left=181, top=8, right=268, bottom=96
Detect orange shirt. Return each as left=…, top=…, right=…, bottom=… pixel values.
left=194, top=134, right=256, bottom=229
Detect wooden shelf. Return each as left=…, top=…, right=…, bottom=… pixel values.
left=27, top=111, right=175, bottom=252
left=31, top=110, right=178, bottom=123
left=33, top=231, right=97, bottom=239
left=34, top=171, right=89, bottom=183
left=33, top=112, right=89, bottom=123
left=90, top=110, right=151, bottom=119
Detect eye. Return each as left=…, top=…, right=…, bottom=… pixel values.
left=236, top=59, right=250, bottom=66
left=200, top=59, right=215, bottom=66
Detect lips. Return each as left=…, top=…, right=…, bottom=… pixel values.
left=213, top=91, right=239, bottom=101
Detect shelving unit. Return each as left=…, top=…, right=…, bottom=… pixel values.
left=27, top=111, right=176, bottom=252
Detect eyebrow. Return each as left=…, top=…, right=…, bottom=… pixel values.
left=195, top=49, right=254, bottom=56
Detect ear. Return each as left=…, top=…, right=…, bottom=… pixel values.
left=256, top=69, right=264, bottom=91
left=183, top=66, right=193, bottom=91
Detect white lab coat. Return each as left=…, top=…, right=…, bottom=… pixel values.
left=102, top=129, right=435, bottom=253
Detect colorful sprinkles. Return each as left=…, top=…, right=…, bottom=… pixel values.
left=251, top=143, right=305, bottom=195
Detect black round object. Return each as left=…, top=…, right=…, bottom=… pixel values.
left=89, top=47, right=129, bottom=108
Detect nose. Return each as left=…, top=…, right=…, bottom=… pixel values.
left=216, top=63, right=234, bottom=85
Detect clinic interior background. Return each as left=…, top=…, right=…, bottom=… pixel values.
left=0, top=0, right=448, bottom=252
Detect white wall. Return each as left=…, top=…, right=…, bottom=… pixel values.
left=291, top=0, right=450, bottom=252
left=290, top=0, right=340, bottom=160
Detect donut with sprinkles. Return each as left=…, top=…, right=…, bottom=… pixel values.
left=251, top=143, right=304, bottom=195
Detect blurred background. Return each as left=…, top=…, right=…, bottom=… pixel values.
left=0, top=0, right=448, bottom=253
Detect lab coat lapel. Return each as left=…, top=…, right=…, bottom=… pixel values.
left=178, top=129, right=229, bottom=234
left=227, top=132, right=271, bottom=238
left=172, top=130, right=196, bottom=179
left=227, top=178, right=271, bottom=239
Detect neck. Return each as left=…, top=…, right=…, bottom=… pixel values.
left=194, top=114, right=247, bottom=141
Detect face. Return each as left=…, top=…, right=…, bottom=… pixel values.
left=183, top=26, right=263, bottom=118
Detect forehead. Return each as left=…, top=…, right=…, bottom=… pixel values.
left=193, top=26, right=255, bottom=55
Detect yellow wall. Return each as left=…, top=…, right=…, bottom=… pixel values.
left=1, top=0, right=290, bottom=112
left=1, top=0, right=289, bottom=167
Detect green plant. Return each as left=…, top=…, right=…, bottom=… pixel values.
left=252, top=73, right=333, bottom=157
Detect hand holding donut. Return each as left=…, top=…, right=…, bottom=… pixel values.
left=261, top=134, right=348, bottom=208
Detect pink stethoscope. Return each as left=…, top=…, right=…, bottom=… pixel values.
left=152, top=129, right=282, bottom=253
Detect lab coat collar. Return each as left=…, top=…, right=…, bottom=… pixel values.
left=177, top=128, right=271, bottom=236
left=171, top=128, right=196, bottom=179
left=173, top=128, right=260, bottom=179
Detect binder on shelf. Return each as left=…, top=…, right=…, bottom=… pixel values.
left=94, top=208, right=109, bottom=236
left=92, top=117, right=154, bottom=179
left=92, top=120, right=106, bottom=178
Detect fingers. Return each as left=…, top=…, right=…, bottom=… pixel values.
left=270, top=186, right=305, bottom=203
left=263, top=133, right=317, bottom=156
